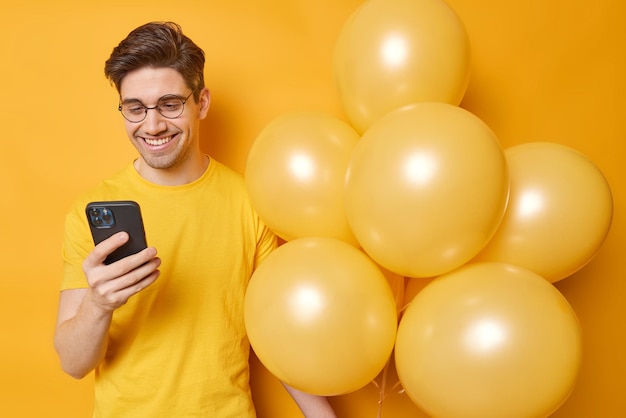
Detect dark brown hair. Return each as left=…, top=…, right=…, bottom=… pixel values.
left=104, top=22, right=205, bottom=100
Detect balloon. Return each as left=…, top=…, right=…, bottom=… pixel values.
left=334, top=0, right=471, bottom=133
left=475, top=142, right=613, bottom=282
left=344, top=102, right=509, bottom=278
left=395, top=262, right=582, bottom=418
left=245, top=112, right=360, bottom=246
left=244, top=237, right=398, bottom=395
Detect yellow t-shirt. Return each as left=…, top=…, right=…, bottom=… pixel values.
left=61, top=159, right=277, bottom=418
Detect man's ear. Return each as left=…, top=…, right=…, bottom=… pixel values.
left=198, top=88, right=211, bottom=119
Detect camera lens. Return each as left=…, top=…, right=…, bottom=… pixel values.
left=101, top=209, right=112, bottom=222
left=93, top=217, right=103, bottom=225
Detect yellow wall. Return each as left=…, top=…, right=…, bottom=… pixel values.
left=1, top=0, right=624, bottom=416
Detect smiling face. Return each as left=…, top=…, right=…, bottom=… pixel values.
left=119, top=66, right=210, bottom=184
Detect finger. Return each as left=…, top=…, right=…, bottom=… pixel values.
left=90, top=260, right=161, bottom=310
left=84, top=232, right=129, bottom=267
left=83, top=245, right=158, bottom=299
left=107, top=246, right=159, bottom=277
left=115, top=256, right=162, bottom=290
left=113, top=266, right=161, bottom=307
left=121, top=269, right=161, bottom=298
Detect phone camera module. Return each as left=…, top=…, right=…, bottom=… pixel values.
left=89, top=207, right=115, bottom=228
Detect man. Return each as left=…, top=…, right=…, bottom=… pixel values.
left=54, top=21, right=336, bottom=418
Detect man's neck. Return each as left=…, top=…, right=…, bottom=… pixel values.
left=134, top=154, right=210, bottom=186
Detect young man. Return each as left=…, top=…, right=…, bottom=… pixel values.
left=54, top=21, right=336, bottom=418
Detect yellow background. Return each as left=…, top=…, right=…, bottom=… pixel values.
left=1, top=0, right=624, bottom=416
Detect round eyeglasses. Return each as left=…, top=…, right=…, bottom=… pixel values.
left=118, top=91, right=195, bottom=123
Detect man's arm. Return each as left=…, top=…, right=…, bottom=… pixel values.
left=54, top=288, right=112, bottom=378
left=283, top=383, right=337, bottom=418
left=54, top=232, right=161, bottom=378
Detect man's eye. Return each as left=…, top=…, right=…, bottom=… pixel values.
left=159, top=100, right=182, bottom=111
left=125, top=105, right=145, bottom=114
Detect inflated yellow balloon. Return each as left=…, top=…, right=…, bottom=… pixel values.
left=245, top=112, right=360, bottom=246
left=244, top=237, right=398, bottom=395
left=334, top=0, right=471, bottom=133
left=475, top=142, right=613, bottom=282
left=344, top=102, right=509, bottom=278
left=395, top=262, right=582, bottom=418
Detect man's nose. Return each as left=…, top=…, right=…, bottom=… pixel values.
left=141, top=107, right=167, bottom=133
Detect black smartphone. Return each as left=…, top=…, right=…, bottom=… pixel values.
left=86, top=200, right=148, bottom=265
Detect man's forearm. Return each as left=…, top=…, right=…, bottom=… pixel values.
left=54, top=290, right=112, bottom=379
left=283, top=383, right=337, bottom=418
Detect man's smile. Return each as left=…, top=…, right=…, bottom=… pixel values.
left=143, top=135, right=174, bottom=146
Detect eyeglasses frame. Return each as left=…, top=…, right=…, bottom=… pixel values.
left=118, top=90, right=196, bottom=123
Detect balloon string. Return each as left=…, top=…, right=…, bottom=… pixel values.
left=377, top=357, right=391, bottom=418
left=374, top=276, right=408, bottom=418
left=394, top=276, right=407, bottom=318
left=373, top=354, right=406, bottom=417
left=399, top=300, right=411, bottom=315
left=390, top=380, right=404, bottom=395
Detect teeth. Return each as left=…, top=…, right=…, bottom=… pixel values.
left=145, top=136, right=172, bottom=146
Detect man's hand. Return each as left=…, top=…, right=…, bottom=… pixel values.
left=54, top=231, right=161, bottom=378
left=83, top=231, right=161, bottom=311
